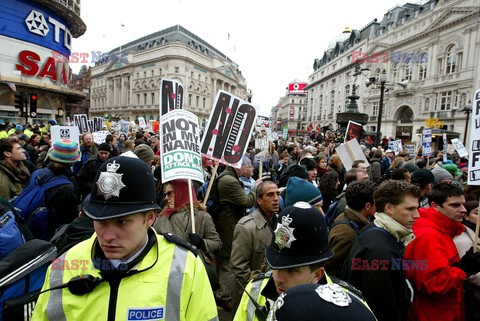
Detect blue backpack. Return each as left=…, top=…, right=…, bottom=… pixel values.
left=0, top=208, right=25, bottom=261
left=12, top=168, right=71, bottom=240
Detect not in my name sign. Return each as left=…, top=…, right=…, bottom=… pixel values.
left=468, top=89, right=480, bottom=185
left=160, top=110, right=203, bottom=183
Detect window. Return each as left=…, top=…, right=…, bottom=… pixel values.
left=137, top=94, right=140, bottom=104
left=446, top=45, right=457, bottom=74
left=191, top=71, right=194, bottom=78
left=151, top=70, right=154, bottom=77
left=330, top=90, right=335, bottom=115
left=175, top=67, right=179, bottom=74
left=151, top=92, right=155, bottom=105
left=419, top=54, right=427, bottom=80
left=143, top=93, right=147, bottom=105
left=373, top=102, right=379, bottom=116
left=405, top=59, right=413, bottom=81
left=392, top=63, right=398, bottom=82
left=196, top=96, right=199, bottom=107
left=189, top=94, right=192, bottom=106
left=144, top=71, right=147, bottom=78
left=345, top=85, right=350, bottom=106
left=425, top=98, right=429, bottom=111
left=203, top=97, right=206, bottom=108
left=198, top=74, right=201, bottom=80
left=440, top=91, right=452, bottom=111
left=159, top=68, right=162, bottom=75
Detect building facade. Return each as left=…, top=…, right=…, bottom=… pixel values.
left=306, top=0, right=480, bottom=144
left=0, top=0, right=86, bottom=125
left=273, top=81, right=308, bottom=134
left=89, top=25, right=251, bottom=127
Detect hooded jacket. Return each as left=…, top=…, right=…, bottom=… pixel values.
left=404, top=206, right=466, bottom=321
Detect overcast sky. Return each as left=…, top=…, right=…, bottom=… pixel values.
left=72, top=0, right=408, bottom=116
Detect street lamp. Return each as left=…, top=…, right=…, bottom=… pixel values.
left=462, top=101, right=472, bottom=145
left=366, top=70, right=407, bottom=147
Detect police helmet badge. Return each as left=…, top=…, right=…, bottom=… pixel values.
left=274, top=214, right=296, bottom=249
left=316, top=284, right=352, bottom=307
left=96, top=160, right=126, bottom=200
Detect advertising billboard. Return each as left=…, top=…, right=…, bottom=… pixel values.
left=288, top=82, right=307, bottom=95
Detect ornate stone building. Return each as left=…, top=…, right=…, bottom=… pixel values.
left=89, top=25, right=250, bottom=127
left=306, top=0, right=480, bottom=144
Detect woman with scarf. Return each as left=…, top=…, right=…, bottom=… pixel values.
left=0, top=137, right=30, bottom=200
left=454, top=200, right=480, bottom=321
left=153, top=179, right=222, bottom=256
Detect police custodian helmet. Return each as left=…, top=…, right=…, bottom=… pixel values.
left=268, top=283, right=376, bottom=321
left=265, top=201, right=334, bottom=269
left=84, top=155, right=160, bottom=220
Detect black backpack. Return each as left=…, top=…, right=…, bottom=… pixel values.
left=205, top=170, right=236, bottom=222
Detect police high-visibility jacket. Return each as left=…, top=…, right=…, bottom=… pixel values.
left=233, top=271, right=371, bottom=321
left=31, top=230, right=219, bottom=321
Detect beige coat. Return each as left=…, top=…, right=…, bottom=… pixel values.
left=454, top=226, right=480, bottom=286
left=230, top=208, right=273, bottom=312
left=153, top=207, right=222, bottom=255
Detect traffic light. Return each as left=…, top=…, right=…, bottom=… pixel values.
left=14, top=93, right=25, bottom=110
left=30, top=93, right=38, bottom=117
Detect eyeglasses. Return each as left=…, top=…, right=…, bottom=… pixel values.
left=163, top=191, right=173, bottom=198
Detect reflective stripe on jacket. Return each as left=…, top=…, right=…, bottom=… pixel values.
left=32, top=230, right=218, bottom=321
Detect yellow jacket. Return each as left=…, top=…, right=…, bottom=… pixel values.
left=32, top=230, right=219, bottom=321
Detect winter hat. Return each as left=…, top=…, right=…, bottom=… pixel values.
left=48, top=119, right=57, bottom=126
left=411, top=169, right=434, bottom=186
left=48, top=139, right=81, bottom=164
left=278, top=164, right=308, bottom=188
left=402, top=162, right=419, bottom=173
left=285, top=176, right=322, bottom=207
left=431, top=166, right=453, bottom=183
left=442, top=164, right=463, bottom=177
left=15, top=124, right=23, bottom=131
left=134, top=144, right=154, bottom=163
left=269, top=283, right=376, bottom=321
left=300, top=157, right=317, bottom=171
left=98, top=143, right=112, bottom=152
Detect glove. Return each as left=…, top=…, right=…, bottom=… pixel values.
left=188, top=233, right=206, bottom=251
left=454, top=247, right=480, bottom=277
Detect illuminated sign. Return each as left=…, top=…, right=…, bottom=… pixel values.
left=0, top=0, right=72, bottom=56
left=16, top=50, right=72, bottom=85
left=288, top=82, right=307, bottom=95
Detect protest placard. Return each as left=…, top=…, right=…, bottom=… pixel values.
left=282, top=126, right=288, bottom=139
left=50, top=126, right=80, bottom=148
left=160, top=78, right=184, bottom=116
left=92, top=131, right=110, bottom=145
left=443, top=133, right=448, bottom=163
left=87, top=120, right=94, bottom=133
left=138, top=117, right=146, bottom=129
left=451, top=138, right=468, bottom=157
left=404, top=143, right=417, bottom=158
left=392, top=139, right=403, bottom=155
left=200, top=90, right=258, bottom=168
left=119, top=120, right=130, bottom=135
left=344, top=120, right=363, bottom=143
left=468, top=89, right=480, bottom=185
left=93, top=117, right=104, bottom=132
left=422, top=128, right=432, bottom=156
left=335, top=138, right=368, bottom=171
left=160, top=110, right=203, bottom=183
left=74, top=114, right=88, bottom=134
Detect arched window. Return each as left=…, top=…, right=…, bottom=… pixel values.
left=392, top=63, right=398, bottom=82
left=405, top=59, right=413, bottom=81
left=446, top=44, right=457, bottom=74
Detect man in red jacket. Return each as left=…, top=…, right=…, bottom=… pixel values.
left=405, top=182, right=480, bottom=321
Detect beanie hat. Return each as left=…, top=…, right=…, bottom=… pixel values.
left=98, top=143, right=112, bottom=152
left=431, top=166, right=453, bottom=183
left=300, top=157, right=316, bottom=171
left=442, top=164, right=463, bottom=177
left=15, top=124, right=23, bottom=131
left=402, top=162, right=419, bottom=173
left=48, top=139, right=81, bottom=164
left=285, top=176, right=322, bottom=207
left=134, top=144, right=154, bottom=163
left=278, top=164, right=308, bottom=188
left=411, top=169, right=434, bottom=185
left=48, top=119, right=57, bottom=126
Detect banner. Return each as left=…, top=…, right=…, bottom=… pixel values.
left=74, top=114, right=88, bottom=134
left=335, top=138, right=369, bottom=171
left=200, top=90, right=258, bottom=168
left=282, top=126, right=288, bottom=139
left=344, top=120, right=363, bottom=143
left=138, top=117, right=147, bottom=129
left=119, top=120, right=130, bottom=135
left=93, top=117, right=104, bottom=132
left=160, top=110, right=203, bottom=183
left=451, top=138, right=468, bottom=158
left=160, top=78, right=184, bottom=116
left=404, top=143, right=416, bottom=158
left=392, top=139, right=403, bottom=155
left=468, top=89, right=480, bottom=185
left=50, top=126, right=80, bottom=148
left=92, top=131, right=110, bottom=145
left=443, top=133, right=448, bottom=163
left=422, top=128, right=432, bottom=157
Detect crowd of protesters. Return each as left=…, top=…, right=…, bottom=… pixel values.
left=1, top=119, right=480, bottom=321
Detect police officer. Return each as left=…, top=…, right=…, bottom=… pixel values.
left=233, top=201, right=370, bottom=321
left=32, top=156, right=218, bottom=321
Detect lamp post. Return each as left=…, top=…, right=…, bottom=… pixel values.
left=375, top=71, right=388, bottom=147
left=463, top=103, right=472, bottom=145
